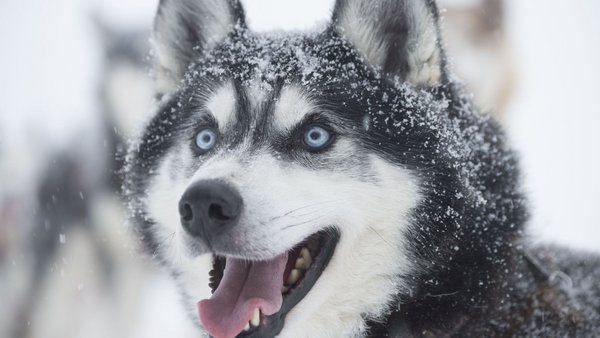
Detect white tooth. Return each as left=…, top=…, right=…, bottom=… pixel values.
left=281, top=286, right=289, bottom=294
left=244, top=322, right=250, bottom=331
left=287, top=269, right=301, bottom=285
left=295, top=257, right=307, bottom=270
left=251, top=308, right=260, bottom=326
left=300, top=247, right=313, bottom=267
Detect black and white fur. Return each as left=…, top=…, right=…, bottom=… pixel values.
left=125, top=0, right=600, bottom=336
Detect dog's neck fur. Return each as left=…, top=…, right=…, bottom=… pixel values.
left=358, top=81, right=527, bottom=336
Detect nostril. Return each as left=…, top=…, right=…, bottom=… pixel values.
left=180, top=180, right=243, bottom=237
left=181, top=203, right=194, bottom=222
left=208, top=203, right=230, bottom=222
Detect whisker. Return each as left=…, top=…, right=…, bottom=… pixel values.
left=281, top=215, right=326, bottom=231
left=155, top=231, right=176, bottom=249
left=292, top=205, right=339, bottom=220
left=368, top=225, right=395, bottom=250
left=268, top=199, right=342, bottom=222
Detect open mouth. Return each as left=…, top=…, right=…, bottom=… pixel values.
left=198, top=230, right=339, bottom=338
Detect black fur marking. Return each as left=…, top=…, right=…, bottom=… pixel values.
left=231, top=80, right=252, bottom=147
left=251, top=79, right=284, bottom=146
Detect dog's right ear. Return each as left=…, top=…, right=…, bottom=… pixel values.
left=331, top=0, right=444, bottom=87
left=153, top=0, right=246, bottom=94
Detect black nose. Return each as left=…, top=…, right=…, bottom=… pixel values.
left=179, top=180, right=243, bottom=238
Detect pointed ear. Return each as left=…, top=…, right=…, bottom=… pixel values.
left=153, top=0, right=246, bottom=93
left=331, top=0, right=444, bottom=86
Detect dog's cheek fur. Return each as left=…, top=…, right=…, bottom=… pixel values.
left=143, top=151, right=194, bottom=263
left=277, top=156, right=421, bottom=337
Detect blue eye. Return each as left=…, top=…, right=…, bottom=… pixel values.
left=303, top=125, right=332, bottom=151
left=194, top=128, right=218, bottom=153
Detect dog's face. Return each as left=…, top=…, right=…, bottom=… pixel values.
left=127, top=1, right=451, bottom=337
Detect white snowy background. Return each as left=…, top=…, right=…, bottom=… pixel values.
left=0, top=0, right=598, bottom=337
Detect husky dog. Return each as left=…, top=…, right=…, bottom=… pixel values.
left=125, top=0, right=600, bottom=337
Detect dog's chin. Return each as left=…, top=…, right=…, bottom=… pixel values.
left=196, top=229, right=340, bottom=338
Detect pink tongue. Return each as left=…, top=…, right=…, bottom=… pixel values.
left=198, top=253, right=288, bottom=338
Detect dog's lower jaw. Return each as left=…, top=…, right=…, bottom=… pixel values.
left=275, top=225, right=414, bottom=338
left=276, top=284, right=406, bottom=338
left=277, top=275, right=408, bottom=338
left=280, top=296, right=383, bottom=338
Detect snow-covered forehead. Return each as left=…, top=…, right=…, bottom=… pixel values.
left=203, top=81, right=308, bottom=137
left=185, top=33, right=364, bottom=139
left=184, top=31, right=370, bottom=92
left=201, top=81, right=325, bottom=142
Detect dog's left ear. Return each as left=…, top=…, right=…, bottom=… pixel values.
left=153, top=0, right=246, bottom=93
left=331, top=0, right=444, bottom=86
